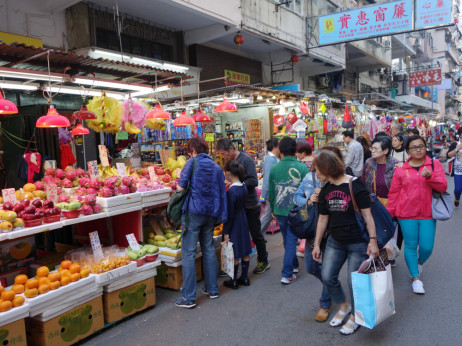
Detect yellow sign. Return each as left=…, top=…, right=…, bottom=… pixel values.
left=0, top=32, right=43, bottom=47
left=323, top=18, right=335, bottom=33
left=204, top=133, right=215, bottom=142
left=225, top=70, right=250, bottom=84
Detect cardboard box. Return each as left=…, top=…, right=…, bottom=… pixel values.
left=103, top=278, right=156, bottom=323
left=0, top=318, right=27, bottom=345
left=155, top=257, right=202, bottom=290
left=0, top=236, right=36, bottom=273
left=0, top=267, right=28, bottom=287
left=26, top=297, right=104, bottom=346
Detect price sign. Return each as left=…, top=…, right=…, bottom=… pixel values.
left=126, top=233, right=140, bottom=251
left=116, top=163, right=127, bottom=177
left=89, top=231, right=104, bottom=260
left=205, top=133, right=215, bottom=142
left=45, top=184, right=58, bottom=204
left=2, top=188, right=17, bottom=204
left=87, top=160, right=99, bottom=179
left=148, top=166, right=157, bottom=181
left=98, top=145, right=110, bottom=167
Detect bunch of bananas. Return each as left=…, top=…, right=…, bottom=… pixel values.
left=124, top=121, right=141, bottom=135
left=98, top=165, right=119, bottom=178
left=146, top=118, right=166, bottom=130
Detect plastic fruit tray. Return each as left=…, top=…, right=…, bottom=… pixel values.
left=24, top=218, right=43, bottom=227
left=62, top=209, right=81, bottom=219
left=145, top=253, right=159, bottom=262
left=44, top=215, right=60, bottom=223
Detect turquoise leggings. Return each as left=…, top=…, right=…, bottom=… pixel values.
left=398, top=219, right=436, bottom=278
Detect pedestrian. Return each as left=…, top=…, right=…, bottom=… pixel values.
left=391, top=133, right=409, bottom=163
left=295, top=141, right=314, bottom=170
left=260, top=138, right=280, bottom=234
left=387, top=135, right=447, bottom=294
left=356, top=136, right=371, bottom=163
left=342, top=130, right=364, bottom=177
left=268, top=136, right=308, bottom=284
left=216, top=138, right=270, bottom=274
left=175, top=137, right=228, bottom=308
left=312, top=150, right=379, bottom=335
left=222, top=160, right=252, bottom=289
left=446, top=128, right=462, bottom=207
left=392, top=123, right=404, bottom=137
left=293, top=146, right=343, bottom=322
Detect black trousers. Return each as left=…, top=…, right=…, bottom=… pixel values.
left=245, top=206, right=268, bottom=263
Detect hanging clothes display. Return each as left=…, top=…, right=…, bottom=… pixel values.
left=23, top=152, right=41, bottom=183
left=60, top=143, right=76, bottom=169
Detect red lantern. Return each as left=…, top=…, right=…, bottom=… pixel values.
left=291, top=55, right=299, bottom=64
left=234, top=33, right=245, bottom=47
left=286, top=112, right=298, bottom=124
left=273, top=114, right=285, bottom=126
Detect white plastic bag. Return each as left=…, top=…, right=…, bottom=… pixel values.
left=221, top=242, right=234, bottom=279
left=384, top=225, right=400, bottom=260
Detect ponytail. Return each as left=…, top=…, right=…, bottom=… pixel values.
left=224, top=160, right=246, bottom=182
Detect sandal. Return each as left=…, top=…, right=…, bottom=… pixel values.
left=329, top=305, right=351, bottom=327
left=339, top=320, right=360, bottom=335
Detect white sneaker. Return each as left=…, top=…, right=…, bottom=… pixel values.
left=293, top=268, right=299, bottom=273
left=296, top=251, right=304, bottom=258
left=280, top=274, right=297, bottom=285
left=412, top=280, right=425, bottom=294
left=418, top=264, right=423, bottom=276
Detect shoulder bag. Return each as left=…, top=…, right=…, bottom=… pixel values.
left=430, top=159, right=453, bottom=221
left=167, top=158, right=197, bottom=223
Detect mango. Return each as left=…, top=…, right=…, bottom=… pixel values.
left=154, top=235, right=166, bottom=241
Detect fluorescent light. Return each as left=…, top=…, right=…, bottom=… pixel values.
left=73, top=77, right=153, bottom=92
left=0, top=68, right=64, bottom=82
left=0, top=81, right=39, bottom=90
left=130, top=85, right=170, bottom=97
left=45, top=86, right=125, bottom=100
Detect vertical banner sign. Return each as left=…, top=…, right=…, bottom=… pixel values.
left=116, top=163, right=127, bottom=177
left=2, top=188, right=17, bottom=204
left=318, top=1, right=413, bottom=45
left=126, top=233, right=140, bottom=251
left=89, top=231, right=104, bottom=260
left=45, top=184, right=58, bottom=204
left=415, top=0, right=452, bottom=29
left=409, top=69, right=442, bottom=87
left=98, top=145, right=110, bottom=167
left=148, top=166, right=157, bottom=181
left=88, top=160, right=99, bottom=179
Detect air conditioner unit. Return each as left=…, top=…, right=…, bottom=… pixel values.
left=319, top=77, right=329, bottom=87
left=414, top=38, right=421, bottom=47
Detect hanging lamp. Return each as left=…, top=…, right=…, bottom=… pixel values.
left=192, top=109, right=212, bottom=122
left=173, top=111, right=196, bottom=127
left=36, top=105, right=70, bottom=128
left=215, top=99, right=237, bottom=113
left=72, top=104, right=96, bottom=119
left=0, top=94, right=18, bottom=115
left=146, top=104, right=171, bottom=119
left=71, top=124, right=90, bottom=135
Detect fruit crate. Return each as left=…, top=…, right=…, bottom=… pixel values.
left=0, top=319, right=26, bottom=346
left=96, top=193, right=142, bottom=212
left=140, top=188, right=171, bottom=208
left=155, top=253, right=202, bottom=290
left=0, top=301, right=29, bottom=327
left=94, top=262, right=137, bottom=287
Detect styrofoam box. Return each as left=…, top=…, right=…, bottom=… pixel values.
left=159, top=246, right=182, bottom=257
left=96, top=193, right=141, bottom=208
left=7, top=221, right=63, bottom=240
left=94, top=262, right=137, bottom=286
left=105, top=205, right=142, bottom=217
left=103, top=268, right=158, bottom=293
left=136, top=260, right=161, bottom=273
left=140, top=188, right=171, bottom=203
left=164, top=252, right=202, bottom=268
left=61, top=212, right=107, bottom=226
left=142, top=197, right=170, bottom=209
left=158, top=254, right=181, bottom=263
left=0, top=302, right=29, bottom=327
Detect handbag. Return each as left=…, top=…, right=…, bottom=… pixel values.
left=349, top=178, right=395, bottom=248
left=430, top=159, right=453, bottom=221
left=288, top=172, right=318, bottom=239
left=167, top=158, right=197, bottom=223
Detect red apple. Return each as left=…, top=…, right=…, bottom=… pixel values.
left=32, top=200, right=42, bottom=208
left=24, top=205, right=36, bottom=214
left=45, top=209, right=54, bottom=217
left=13, top=203, right=25, bottom=213
left=17, top=210, right=26, bottom=219
left=35, top=210, right=44, bottom=219
left=51, top=207, right=61, bottom=216
left=20, top=199, right=30, bottom=207
left=42, top=200, right=54, bottom=209
left=2, top=202, right=13, bottom=211
left=22, top=214, right=35, bottom=221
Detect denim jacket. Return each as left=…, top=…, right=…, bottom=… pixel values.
left=293, top=171, right=319, bottom=207
left=260, top=153, right=279, bottom=201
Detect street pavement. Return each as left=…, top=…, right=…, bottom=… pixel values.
left=82, top=177, right=462, bottom=346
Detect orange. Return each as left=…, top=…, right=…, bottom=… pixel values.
left=60, top=270, right=71, bottom=278
left=14, top=274, right=28, bottom=285
left=25, top=279, right=39, bottom=289
left=60, top=260, right=72, bottom=270
left=0, top=301, right=12, bottom=312
left=38, top=285, right=49, bottom=295
left=36, top=266, right=49, bottom=277
left=24, top=288, right=38, bottom=298
left=1, top=290, right=15, bottom=301
left=60, top=277, right=70, bottom=286
left=0, top=285, right=4, bottom=294
left=49, top=281, right=60, bottom=290
left=38, top=277, right=50, bottom=286
left=79, top=268, right=90, bottom=278
left=70, top=273, right=80, bottom=282
left=47, top=272, right=61, bottom=282
left=12, top=296, right=25, bottom=307
left=11, top=284, right=25, bottom=294
left=69, top=263, right=80, bottom=274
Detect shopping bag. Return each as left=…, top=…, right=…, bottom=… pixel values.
left=352, top=259, right=395, bottom=329
left=221, top=242, right=235, bottom=279
left=384, top=225, right=400, bottom=260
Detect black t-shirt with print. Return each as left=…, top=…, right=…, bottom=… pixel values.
left=318, top=177, right=371, bottom=244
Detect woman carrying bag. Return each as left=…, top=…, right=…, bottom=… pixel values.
left=387, top=135, right=447, bottom=295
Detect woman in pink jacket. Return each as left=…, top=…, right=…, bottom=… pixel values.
left=387, top=136, right=447, bottom=295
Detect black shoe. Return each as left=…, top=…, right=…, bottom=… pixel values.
left=253, top=261, right=270, bottom=274
left=237, top=278, right=250, bottom=286
left=175, top=297, right=196, bottom=308
left=223, top=279, right=239, bottom=289
left=218, top=270, right=228, bottom=277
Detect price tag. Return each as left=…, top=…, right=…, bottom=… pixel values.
left=45, top=184, right=58, bottom=204
left=205, top=133, right=215, bottom=142
left=2, top=188, right=17, bottom=204
left=89, top=231, right=104, bottom=260
left=116, top=163, right=127, bottom=177
left=98, top=145, right=110, bottom=167
left=148, top=166, right=157, bottom=181
left=126, top=233, right=140, bottom=251
left=87, top=160, right=99, bottom=179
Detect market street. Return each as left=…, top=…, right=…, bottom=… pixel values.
left=82, top=178, right=462, bottom=346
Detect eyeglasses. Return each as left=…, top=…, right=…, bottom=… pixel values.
left=370, top=147, right=382, bottom=152
left=409, top=145, right=425, bottom=151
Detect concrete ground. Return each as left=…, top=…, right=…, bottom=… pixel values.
left=82, top=178, right=462, bottom=346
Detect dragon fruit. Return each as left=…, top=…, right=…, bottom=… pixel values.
left=118, top=185, right=130, bottom=195
left=84, top=195, right=97, bottom=206
left=79, top=177, right=91, bottom=188
left=43, top=175, right=53, bottom=184
left=66, top=171, right=77, bottom=180
left=112, top=188, right=118, bottom=196
left=63, top=179, right=73, bottom=188
left=86, top=188, right=98, bottom=196
left=57, top=188, right=63, bottom=195
left=58, top=194, right=70, bottom=203
left=103, top=178, right=116, bottom=189
left=34, top=181, right=45, bottom=191
left=75, top=187, right=87, bottom=195
left=55, top=169, right=65, bottom=179
left=89, top=179, right=101, bottom=189
left=93, top=204, right=102, bottom=214
left=73, top=195, right=84, bottom=202
left=45, top=168, right=55, bottom=176
left=75, top=168, right=85, bottom=177
left=64, top=166, right=75, bottom=172
left=98, top=187, right=113, bottom=198
left=140, top=178, right=148, bottom=185
left=81, top=204, right=93, bottom=215
left=122, top=176, right=133, bottom=186
left=53, top=178, right=63, bottom=187
left=129, top=185, right=137, bottom=193
left=160, top=175, right=172, bottom=183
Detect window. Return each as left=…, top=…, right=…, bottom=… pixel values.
left=280, top=0, right=303, bottom=15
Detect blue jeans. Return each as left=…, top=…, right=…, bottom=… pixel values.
left=275, top=215, right=299, bottom=278
left=454, top=174, right=462, bottom=201
left=305, top=240, right=331, bottom=309
left=399, top=219, right=436, bottom=278
left=181, top=213, right=218, bottom=301
left=321, top=236, right=368, bottom=313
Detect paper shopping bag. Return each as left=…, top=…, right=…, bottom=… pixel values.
left=352, top=264, right=395, bottom=329
left=221, top=242, right=234, bottom=279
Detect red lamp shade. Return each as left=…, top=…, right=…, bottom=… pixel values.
left=72, top=104, right=96, bottom=120
left=36, top=105, right=71, bottom=128
left=192, top=109, right=212, bottom=122
left=215, top=99, right=237, bottom=113
left=146, top=104, right=171, bottom=119
left=0, top=94, right=18, bottom=115
left=173, top=112, right=196, bottom=127
left=71, top=124, right=90, bottom=135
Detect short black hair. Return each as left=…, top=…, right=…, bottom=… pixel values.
left=342, top=130, right=354, bottom=139
left=375, top=132, right=388, bottom=138
left=410, top=128, right=420, bottom=135
left=405, top=128, right=413, bottom=134
left=266, top=138, right=279, bottom=151
left=296, top=141, right=312, bottom=155
left=405, top=135, right=427, bottom=151
left=371, top=136, right=392, bottom=157
left=279, top=136, right=297, bottom=156
left=216, top=138, right=235, bottom=151
left=457, top=128, right=462, bottom=136
left=224, top=160, right=245, bottom=182
left=393, top=133, right=404, bottom=143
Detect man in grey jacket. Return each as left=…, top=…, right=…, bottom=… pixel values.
left=343, top=130, right=364, bottom=177
left=260, top=138, right=280, bottom=234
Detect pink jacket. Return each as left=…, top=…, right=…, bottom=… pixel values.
left=387, top=156, right=447, bottom=220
